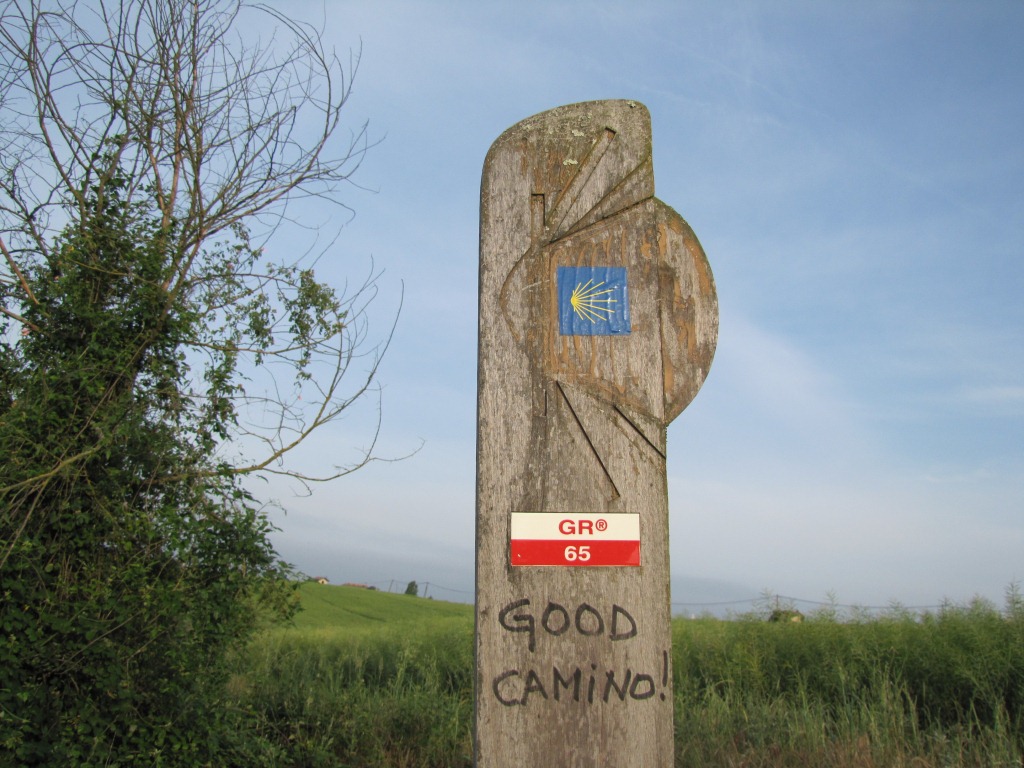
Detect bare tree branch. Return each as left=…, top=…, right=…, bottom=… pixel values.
left=1, top=0, right=396, bottom=492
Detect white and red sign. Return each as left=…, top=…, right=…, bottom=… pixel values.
left=510, top=512, right=641, bottom=567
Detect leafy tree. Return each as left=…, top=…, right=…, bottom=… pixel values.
left=0, top=0, right=389, bottom=763
left=405, top=581, right=419, bottom=597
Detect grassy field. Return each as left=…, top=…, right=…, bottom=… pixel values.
left=229, top=585, right=474, bottom=767
left=285, top=583, right=473, bottom=633
left=228, top=583, right=1024, bottom=767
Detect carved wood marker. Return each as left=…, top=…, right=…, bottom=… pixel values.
left=475, top=100, right=718, bottom=767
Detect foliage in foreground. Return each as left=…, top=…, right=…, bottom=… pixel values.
left=0, top=159, right=297, bottom=768
left=230, top=585, right=1024, bottom=768
left=0, top=0, right=376, bottom=764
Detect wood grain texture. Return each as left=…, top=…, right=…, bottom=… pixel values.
left=476, top=100, right=718, bottom=767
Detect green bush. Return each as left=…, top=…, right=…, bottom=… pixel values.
left=1, top=0, right=368, bottom=761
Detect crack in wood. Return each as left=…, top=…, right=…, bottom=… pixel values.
left=555, top=380, right=621, bottom=500
left=613, top=404, right=666, bottom=460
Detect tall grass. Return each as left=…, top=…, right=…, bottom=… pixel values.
left=673, top=593, right=1024, bottom=767
left=227, top=586, right=1024, bottom=767
left=228, top=623, right=475, bottom=767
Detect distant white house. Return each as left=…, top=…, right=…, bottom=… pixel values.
left=313, top=576, right=329, bottom=585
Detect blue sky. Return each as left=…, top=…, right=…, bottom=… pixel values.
left=259, top=1, right=1024, bottom=613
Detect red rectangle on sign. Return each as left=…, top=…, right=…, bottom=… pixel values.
left=511, top=539, right=641, bottom=567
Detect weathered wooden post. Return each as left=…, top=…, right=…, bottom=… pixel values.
left=475, top=100, right=718, bottom=767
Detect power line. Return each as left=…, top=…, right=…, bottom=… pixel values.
left=320, top=576, right=955, bottom=613
left=671, top=593, right=946, bottom=612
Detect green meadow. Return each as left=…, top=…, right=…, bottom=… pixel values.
left=229, top=583, right=1024, bottom=767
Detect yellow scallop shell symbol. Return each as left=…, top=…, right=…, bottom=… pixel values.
left=569, top=279, right=617, bottom=323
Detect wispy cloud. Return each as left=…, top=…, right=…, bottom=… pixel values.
left=259, top=0, right=1024, bottom=612
left=962, top=385, right=1024, bottom=407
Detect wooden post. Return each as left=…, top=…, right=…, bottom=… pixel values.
left=475, top=100, right=718, bottom=767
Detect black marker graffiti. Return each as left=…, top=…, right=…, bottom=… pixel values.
left=497, top=599, right=638, bottom=653
left=492, top=651, right=669, bottom=707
